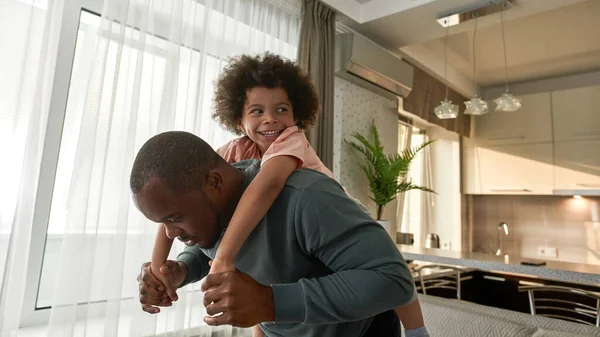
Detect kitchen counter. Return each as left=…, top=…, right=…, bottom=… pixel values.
left=397, top=244, right=600, bottom=285
left=409, top=262, right=476, bottom=281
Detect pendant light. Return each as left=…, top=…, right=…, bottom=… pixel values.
left=494, top=2, right=521, bottom=112
left=434, top=21, right=459, bottom=119
left=464, top=17, right=489, bottom=115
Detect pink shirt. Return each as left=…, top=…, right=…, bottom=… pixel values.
left=216, top=126, right=334, bottom=179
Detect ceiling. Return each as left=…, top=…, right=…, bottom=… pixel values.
left=323, top=0, right=600, bottom=97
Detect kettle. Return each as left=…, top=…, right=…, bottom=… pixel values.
left=425, top=233, right=440, bottom=249
left=396, top=232, right=414, bottom=245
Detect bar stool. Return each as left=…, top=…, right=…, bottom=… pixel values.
left=518, top=284, right=600, bottom=327
left=414, top=264, right=465, bottom=300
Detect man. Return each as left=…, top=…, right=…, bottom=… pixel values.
left=132, top=131, right=417, bottom=336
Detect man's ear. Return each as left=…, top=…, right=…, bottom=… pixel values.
left=205, top=170, right=223, bottom=194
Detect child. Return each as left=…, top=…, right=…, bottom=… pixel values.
left=151, top=53, right=429, bottom=337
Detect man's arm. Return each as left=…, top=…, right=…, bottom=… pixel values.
left=176, top=245, right=212, bottom=286
left=271, top=176, right=416, bottom=324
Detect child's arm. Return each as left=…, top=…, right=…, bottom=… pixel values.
left=210, top=155, right=299, bottom=272
left=151, top=223, right=178, bottom=300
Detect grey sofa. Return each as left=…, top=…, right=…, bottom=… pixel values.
left=155, top=294, right=600, bottom=336
left=417, top=294, right=600, bottom=337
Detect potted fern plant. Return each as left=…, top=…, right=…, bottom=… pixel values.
left=346, top=122, right=435, bottom=233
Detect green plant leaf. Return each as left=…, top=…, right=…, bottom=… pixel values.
left=396, top=179, right=437, bottom=195
left=345, top=123, right=436, bottom=211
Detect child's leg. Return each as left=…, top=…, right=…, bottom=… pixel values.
left=394, top=298, right=424, bottom=329
left=395, top=299, right=430, bottom=337
left=252, top=325, right=264, bottom=337
left=151, top=223, right=177, bottom=300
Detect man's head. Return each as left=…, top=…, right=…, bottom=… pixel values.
left=130, top=131, right=240, bottom=248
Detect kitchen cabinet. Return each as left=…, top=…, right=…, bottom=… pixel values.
left=462, top=272, right=530, bottom=313
left=462, top=142, right=554, bottom=194
left=552, top=85, right=600, bottom=142
left=553, top=139, right=600, bottom=190
left=462, top=84, right=600, bottom=195
left=472, top=92, right=552, bottom=146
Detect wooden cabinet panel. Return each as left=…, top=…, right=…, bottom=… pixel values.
left=462, top=145, right=483, bottom=194
left=552, top=85, right=600, bottom=142
left=403, top=66, right=471, bottom=137
left=463, top=272, right=530, bottom=313
left=462, top=143, right=554, bottom=195
left=554, top=139, right=600, bottom=190
left=473, top=92, right=552, bottom=146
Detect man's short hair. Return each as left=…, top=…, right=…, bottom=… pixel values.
left=130, top=131, right=224, bottom=194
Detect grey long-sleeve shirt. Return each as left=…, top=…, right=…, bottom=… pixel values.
left=177, top=159, right=416, bottom=337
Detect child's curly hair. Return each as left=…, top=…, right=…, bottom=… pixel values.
left=212, top=52, right=320, bottom=136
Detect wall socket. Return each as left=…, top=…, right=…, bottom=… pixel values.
left=537, top=246, right=558, bottom=258
left=442, top=240, right=451, bottom=250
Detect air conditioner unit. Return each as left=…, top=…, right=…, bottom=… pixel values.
left=335, top=33, right=414, bottom=99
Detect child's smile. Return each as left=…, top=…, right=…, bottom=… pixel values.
left=238, top=87, right=296, bottom=153
left=258, top=129, right=284, bottom=141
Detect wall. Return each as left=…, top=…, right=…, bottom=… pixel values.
left=333, top=77, right=399, bottom=234
left=468, top=195, right=600, bottom=265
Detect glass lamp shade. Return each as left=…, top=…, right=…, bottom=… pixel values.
left=464, top=96, right=489, bottom=115
left=434, top=99, right=459, bottom=119
left=494, top=91, right=522, bottom=112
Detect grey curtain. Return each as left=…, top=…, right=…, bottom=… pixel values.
left=297, top=0, right=336, bottom=169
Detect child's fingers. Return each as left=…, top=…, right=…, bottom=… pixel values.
left=160, top=260, right=177, bottom=274
left=166, top=287, right=179, bottom=302
left=140, top=282, right=168, bottom=300
left=157, top=261, right=180, bottom=301
left=140, top=262, right=165, bottom=291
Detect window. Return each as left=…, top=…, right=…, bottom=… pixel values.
left=0, top=0, right=51, bottom=291
left=1, top=0, right=300, bottom=326
left=398, top=123, right=461, bottom=250
left=398, top=124, right=427, bottom=246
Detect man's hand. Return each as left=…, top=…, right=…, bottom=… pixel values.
left=137, top=261, right=187, bottom=314
left=201, top=270, right=275, bottom=327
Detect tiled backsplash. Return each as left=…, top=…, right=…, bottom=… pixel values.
left=466, top=195, right=600, bottom=265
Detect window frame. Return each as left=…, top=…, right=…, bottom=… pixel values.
left=19, top=0, right=104, bottom=328
left=397, top=121, right=430, bottom=242
left=19, top=0, right=300, bottom=328
left=396, top=120, right=413, bottom=233
left=402, top=129, right=427, bottom=235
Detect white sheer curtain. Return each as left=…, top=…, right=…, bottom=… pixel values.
left=0, top=0, right=300, bottom=336
left=420, top=133, right=435, bottom=247
left=399, top=130, right=434, bottom=248
left=0, top=0, right=65, bottom=334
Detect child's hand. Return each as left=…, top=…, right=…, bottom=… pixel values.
left=208, top=258, right=235, bottom=275
left=138, top=262, right=173, bottom=314
left=158, top=260, right=187, bottom=301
